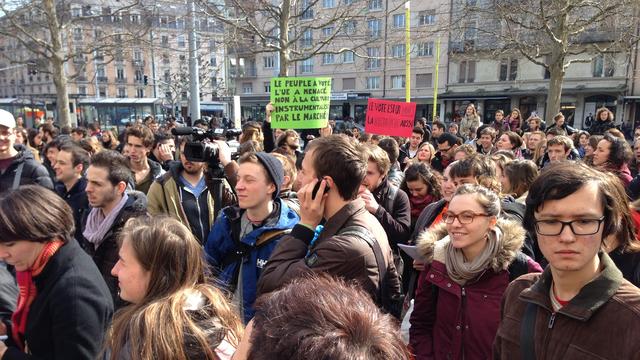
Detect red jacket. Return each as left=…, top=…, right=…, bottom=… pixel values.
left=409, top=220, right=541, bottom=360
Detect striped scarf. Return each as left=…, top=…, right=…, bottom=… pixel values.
left=11, top=240, right=64, bottom=351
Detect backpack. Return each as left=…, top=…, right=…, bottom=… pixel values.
left=338, top=225, right=404, bottom=319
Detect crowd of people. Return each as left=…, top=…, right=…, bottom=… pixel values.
left=0, top=102, right=640, bottom=359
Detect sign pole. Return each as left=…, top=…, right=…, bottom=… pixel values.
left=405, top=1, right=411, bottom=103
left=432, top=37, right=441, bottom=121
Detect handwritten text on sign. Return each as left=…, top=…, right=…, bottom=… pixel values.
left=365, top=99, right=417, bottom=137
left=270, top=77, right=332, bottom=129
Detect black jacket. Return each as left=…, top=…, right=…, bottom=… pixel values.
left=54, top=177, right=89, bottom=243
left=609, top=246, right=640, bottom=287
left=3, top=239, right=113, bottom=360
left=371, top=180, right=412, bottom=249
left=588, top=119, right=616, bottom=136
left=80, top=191, right=148, bottom=308
left=0, top=145, right=52, bottom=193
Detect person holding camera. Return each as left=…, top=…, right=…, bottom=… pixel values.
left=147, top=136, right=236, bottom=244
left=205, top=152, right=299, bottom=323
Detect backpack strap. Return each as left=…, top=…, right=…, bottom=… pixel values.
left=520, top=302, right=538, bottom=360
left=339, top=225, right=386, bottom=305
left=11, top=162, right=24, bottom=190
left=256, top=229, right=291, bottom=247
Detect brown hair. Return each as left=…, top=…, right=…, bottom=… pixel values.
left=503, top=160, right=539, bottom=198
left=239, top=122, right=263, bottom=144
left=596, top=107, right=614, bottom=122
left=271, top=152, right=297, bottom=190
left=546, top=135, right=573, bottom=152
left=106, top=217, right=243, bottom=359
left=90, top=150, right=132, bottom=187
left=249, top=274, right=411, bottom=360
left=362, top=144, right=391, bottom=175
left=125, top=125, right=155, bottom=148
left=501, top=131, right=523, bottom=150
left=401, top=162, right=443, bottom=199
left=0, top=185, right=74, bottom=243
left=306, top=135, right=367, bottom=200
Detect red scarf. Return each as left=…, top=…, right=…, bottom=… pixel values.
left=410, top=194, right=436, bottom=221
left=12, top=240, right=64, bottom=351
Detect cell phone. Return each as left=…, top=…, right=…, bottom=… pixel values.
left=311, top=177, right=330, bottom=200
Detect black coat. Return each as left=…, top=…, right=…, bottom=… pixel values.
left=371, top=180, right=412, bottom=249
left=3, top=239, right=113, bottom=360
left=54, top=177, right=90, bottom=243
left=80, top=191, right=148, bottom=308
left=0, top=146, right=52, bottom=193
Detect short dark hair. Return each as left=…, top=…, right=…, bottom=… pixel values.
left=72, top=127, right=87, bottom=138
left=153, top=132, right=173, bottom=149
left=437, top=133, right=458, bottom=147
left=306, top=135, right=367, bottom=200
left=58, top=143, right=90, bottom=170
left=125, top=125, right=155, bottom=148
left=503, top=160, right=538, bottom=198
left=39, top=123, right=58, bottom=138
left=412, top=127, right=425, bottom=137
left=601, top=133, right=633, bottom=168
left=250, top=275, right=411, bottom=360
left=377, top=137, right=400, bottom=164
left=547, top=135, right=573, bottom=152
left=524, top=162, right=625, bottom=240
left=432, top=120, right=445, bottom=131
left=0, top=185, right=74, bottom=243
left=401, top=162, right=442, bottom=199
left=89, top=150, right=132, bottom=187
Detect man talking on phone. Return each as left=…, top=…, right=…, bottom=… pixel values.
left=257, top=135, right=402, bottom=316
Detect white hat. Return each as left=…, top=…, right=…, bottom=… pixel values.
left=0, top=109, right=16, bottom=129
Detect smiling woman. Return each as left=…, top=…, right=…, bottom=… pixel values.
left=0, top=185, right=113, bottom=359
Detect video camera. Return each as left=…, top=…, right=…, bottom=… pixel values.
left=171, top=127, right=242, bottom=164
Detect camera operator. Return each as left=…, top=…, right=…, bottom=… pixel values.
left=147, top=136, right=236, bottom=244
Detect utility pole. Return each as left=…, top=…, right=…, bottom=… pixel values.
left=188, top=0, right=201, bottom=120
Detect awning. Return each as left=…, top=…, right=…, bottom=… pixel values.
left=201, top=103, right=225, bottom=111
left=77, top=97, right=162, bottom=105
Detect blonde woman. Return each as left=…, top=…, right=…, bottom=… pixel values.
left=413, top=142, right=436, bottom=166
left=459, top=104, right=481, bottom=141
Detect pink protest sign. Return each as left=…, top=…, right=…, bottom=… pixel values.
left=365, top=98, right=417, bottom=137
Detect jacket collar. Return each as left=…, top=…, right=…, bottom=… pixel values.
left=55, top=177, right=87, bottom=196
left=520, top=252, right=624, bottom=321
left=320, top=199, right=367, bottom=239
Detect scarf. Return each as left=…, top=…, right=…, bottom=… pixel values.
left=410, top=194, right=436, bottom=221
left=12, top=240, right=64, bottom=350
left=445, top=227, right=502, bottom=285
left=83, top=193, right=129, bottom=250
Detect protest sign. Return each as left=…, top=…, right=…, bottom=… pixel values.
left=270, top=77, right=332, bottom=129
left=365, top=98, right=417, bottom=137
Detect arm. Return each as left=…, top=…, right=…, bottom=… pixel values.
left=373, top=189, right=412, bottom=246
left=146, top=181, right=167, bottom=215
left=409, top=267, right=437, bottom=359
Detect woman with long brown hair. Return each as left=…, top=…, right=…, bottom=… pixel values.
left=106, top=216, right=243, bottom=359
left=101, top=129, right=120, bottom=150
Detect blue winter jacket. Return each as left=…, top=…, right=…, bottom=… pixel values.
left=205, top=199, right=299, bottom=322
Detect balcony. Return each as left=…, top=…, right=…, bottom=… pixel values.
left=76, top=76, right=88, bottom=82
left=97, top=76, right=108, bottom=83
left=116, top=77, right=127, bottom=83
left=132, top=59, right=145, bottom=67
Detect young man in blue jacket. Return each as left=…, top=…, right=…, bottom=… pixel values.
left=205, top=152, right=299, bottom=323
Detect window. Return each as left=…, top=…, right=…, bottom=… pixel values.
left=264, top=56, right=275, bottom=69
left=343, top=51, right=354, bottom=63
left=416, top=42, right=434, bottom=57
left=322, top=53, right=335, bottom=65
left=301, top=29, right=313, bottom=47
left=366, top=47, right=381, bottom=69
left=368, top=19, right=382, bottom=38
left=73, top=28, right=83, bottom=41
left=343, top=0, right=354, bottom=4
left=71, top=7, right=81, bottom=17
left=499, top=58, right=518, bottom=81
left=264, top=82, right=271, bottom=93
left=161, top=35, right=169, bottom=46
left=343, top=78, right=355, bottom=90
left=78, top=86, right=87, bottom=96
left=391, top=75, right=406, bottom=89
left=135, top=70, right=143, bottom=81
left=99, top=87, right=107, bottom=97
left=323, top=0, right=335, bottom=8
left=117, top=87, right=126, bottom=98
left=458, top=60, right=476, bottom=83
left=368, top=0, right=382, bottom=10
left=419, top=10, right=436, bottom=25
left=463, top=21, right=477, bottom=48
left=162, top=54, right=170, bottom=64
left=416, top=73, right=433, bottom=88
left=301, top=0, right=314, bottom=20
left=322, top=26, right=334, bottom=37
left=392, top=44, right=405, bottom=58
left=593, top=55, right=615, bottom=77
left=130, top=14, right=140, bottom=23
left=176, top=19, right=185, bottom=29
left=393, top=14, right=405, bottom=28
left=116, top=68, right=124, bottom=79
left=134, top=50, right=142, bottom=61
left=164, top=70, right=171, bottom=82
left=300, top=58, right=314, bottom=73
left=242, top=82, right=253, bottom=94
left=137, top=88, right=144, bottom=98
left=177, top=35, right=186, bottom=47
left=96, top=65, right=105, bottom=77
left=366, top=76, right=380, bottom=89
left=343, top=20, right=357, bottom=35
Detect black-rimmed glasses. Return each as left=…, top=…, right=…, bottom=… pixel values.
left=534, top=216, right=605, bottom=236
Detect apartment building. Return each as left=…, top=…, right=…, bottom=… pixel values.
left=229, top=0, right=450, bottom=123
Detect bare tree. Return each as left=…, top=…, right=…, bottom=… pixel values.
left=451, top=0, right=640, bottom=124
left=0, top=0, right=151, bottom=127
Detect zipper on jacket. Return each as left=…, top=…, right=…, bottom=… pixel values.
left=195, top=196, right=206, bottom=241
left=548, top=312, right=556, bottom=328
left=540, top=311, right=556, bottom=360
left=460, top=286, right=467, bottom=358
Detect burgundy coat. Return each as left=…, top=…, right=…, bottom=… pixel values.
left=409, top=220, right=542, bottom=360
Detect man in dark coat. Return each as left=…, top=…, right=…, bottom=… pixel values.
left=54, top=144, right=91, bottom=241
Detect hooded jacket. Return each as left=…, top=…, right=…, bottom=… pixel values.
left=0, top=145, right=53, bottom=192
left=205, top=199, right=299, bottom=323
left=80, top=191, right=148, bottom=308
left=410, top=219, right=541, bottom=360
left=493, top=252, right=640, bottom=360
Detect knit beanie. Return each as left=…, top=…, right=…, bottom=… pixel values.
left=254, top=152, right=284, bottom=199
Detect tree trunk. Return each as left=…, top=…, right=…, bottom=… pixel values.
left=545, top=59, right=565, bottom=126
left=279, top=0, right=290, bottom=77
left=43, top=0, right=71, bottom=127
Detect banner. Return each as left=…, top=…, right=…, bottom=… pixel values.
left=270, top=77, right=331, bottom=129
left=365, top=98, right=416, bottom=137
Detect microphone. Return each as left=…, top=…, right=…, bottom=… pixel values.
left=171, top=127, right=196, bottom=136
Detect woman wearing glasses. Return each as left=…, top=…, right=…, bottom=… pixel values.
left=409, top=184, right=541, bottom=360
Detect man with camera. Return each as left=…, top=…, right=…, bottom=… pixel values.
left=257, top=135, right=402, bottom=317
left=147, top=136, right=236, bottom=244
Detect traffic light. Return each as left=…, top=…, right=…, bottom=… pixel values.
left=143, top=75, right=148, bottom=85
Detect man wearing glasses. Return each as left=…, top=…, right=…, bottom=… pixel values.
left=493, top=162, right=640, bottom=359
left=432, top=133, right=459, bottom=172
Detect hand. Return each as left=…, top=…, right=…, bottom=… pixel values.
left=297, top=178, right=328, bottom=228
left=413, top=260, right=425, bottom=271
left=403, top=157, right=410, bottom=164
left=306, top=135, right=315, bottom=141
left=214, top=140, right=232, bottom=166
left=358, top=189, right=379, bottom=214
left=319, top=125, right=333, bottom=138
left=158, top=144, right=174, bottom=162
left=265, top=102, right=274, bottom=123
left=232, top=319, right=253, bottom=360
